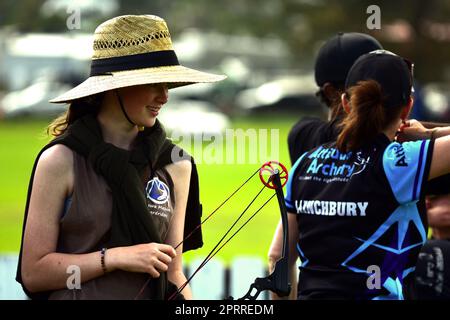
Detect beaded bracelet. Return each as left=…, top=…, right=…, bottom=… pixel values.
left=100, top=248, right=107, bottom=274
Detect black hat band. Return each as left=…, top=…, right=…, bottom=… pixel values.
left=90, top=50, right=180, bottom=76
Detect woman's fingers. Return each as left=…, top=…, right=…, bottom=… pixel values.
left=157, top=243, right=177, bottom=258
left=156, top=251, right=173, bottom=265
left=144, top=243, right=177, bottom=276
left=399, top=120, right=410, bottom=131
left=151, top=257, right=169, bottom=272
left=148, top=267, right=161, bottom=278
left=115, top=243, right=177, bottom=275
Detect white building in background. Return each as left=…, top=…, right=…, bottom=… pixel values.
left=0, top=0, right=120, bottom=91
left=0, top=32, right=92, bottom=91
left=40, top=0, right=119, bottom=18
left=0, top=28, right=297, bottom=119
left=0, top=26, right=293, bottom=93
left=174, top=29, right=291, bottom=82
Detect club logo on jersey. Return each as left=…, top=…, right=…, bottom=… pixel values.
left=146, top=177, right=170, bottom=205
left=352, top=152, right=371, bottom=176
left=304, top=147, right=371, bottom=180
left=387, top=145, right=409, bottom=167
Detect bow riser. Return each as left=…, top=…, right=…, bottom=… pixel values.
left=238, top=171, right=291, bottom=300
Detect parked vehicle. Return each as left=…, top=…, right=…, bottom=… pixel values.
left=235, top=75, right=322, bottom=115
left=154, top=98, right=230, bottom=137
left=0, top=79, right=72, bottom=119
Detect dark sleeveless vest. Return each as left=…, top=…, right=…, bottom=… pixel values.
left=49, top=150, right=175, bottom=299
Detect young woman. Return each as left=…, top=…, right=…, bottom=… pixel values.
left=16, top=14, right=225, bottom=300
left=269, top=50, right=450, bottom=300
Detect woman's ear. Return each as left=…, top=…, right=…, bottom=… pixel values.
left=341, top=93, right=351, bottom=114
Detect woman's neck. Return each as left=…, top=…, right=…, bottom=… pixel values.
left=97, top=99, right=138, bottom=150
left=383, top=119, right=402, bottom=141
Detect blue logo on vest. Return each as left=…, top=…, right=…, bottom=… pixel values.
left=146, top=177, right=170, bottom=205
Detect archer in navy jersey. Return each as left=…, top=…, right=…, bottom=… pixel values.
left=269, top=50, right=450, bottom=300
left=285, top=136, right=433, bottom=299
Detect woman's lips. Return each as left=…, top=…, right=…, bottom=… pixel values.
left=147, top=106, right=160, bottom=116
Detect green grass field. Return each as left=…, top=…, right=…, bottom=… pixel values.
left=0, top=115, right=300, bottom=266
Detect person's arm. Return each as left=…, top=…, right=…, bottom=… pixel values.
left=398, top=119, right=450, bottom=142
left=396, top=120, right=450, bottom=180
left=22, top=145, right=176, bottom=293
left=268, top=214, right=299, bottom=300
left=419, top=121, right=450, bottom=129
left=164, top=160, right=193, bottom=299
left=21, top=145, right=105, bottom=292
left=429, top=134, right=450, bottom=180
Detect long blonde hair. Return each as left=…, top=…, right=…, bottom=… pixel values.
left=47, top=93, right=104, bottom=137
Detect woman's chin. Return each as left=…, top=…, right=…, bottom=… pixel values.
left=143, top=118, right=157, bottom=128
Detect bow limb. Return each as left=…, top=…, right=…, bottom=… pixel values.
left=238, top=171, right=291, bottom=300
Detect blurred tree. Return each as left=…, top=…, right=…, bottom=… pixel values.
left=0, top=0, right=448, bottom=82
left=0, top=0, right=67, bottom=32
left=160, top=0, right=450, bottom=82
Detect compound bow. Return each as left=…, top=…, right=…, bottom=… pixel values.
left=237, top=161, right=291, bottom=299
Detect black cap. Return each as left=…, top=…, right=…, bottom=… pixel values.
left=314, top=32, right=383, bottom=87
left=345, top=50, right=413, bottom=108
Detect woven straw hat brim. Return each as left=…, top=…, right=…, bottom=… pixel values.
left=50, top=65, right=226, bottom=103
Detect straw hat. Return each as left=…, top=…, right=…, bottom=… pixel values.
left=50, top=15, right=226, bottom=103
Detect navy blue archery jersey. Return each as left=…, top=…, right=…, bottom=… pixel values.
left=285, top=134, right=434, bottom=300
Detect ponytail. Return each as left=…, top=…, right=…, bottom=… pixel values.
left=336, top=80, right=402, bottom=152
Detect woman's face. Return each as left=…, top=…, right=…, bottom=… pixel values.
left=118, top=83, right=169, bottom=128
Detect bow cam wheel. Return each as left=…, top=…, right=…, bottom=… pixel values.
left=259, top=161, right=288, bottom=189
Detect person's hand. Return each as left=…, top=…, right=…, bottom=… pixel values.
left=396, top=119, right=431, bottom=142
left=107, top=243, right=177, bottom=278
left=426, top=194, right=450, bottom=228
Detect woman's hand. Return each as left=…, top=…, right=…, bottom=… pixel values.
left=107, top=243, right=177, bottom=278
left=396, top=119, right=431, bottom=142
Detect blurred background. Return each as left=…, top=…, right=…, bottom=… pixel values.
left=0, top=0, right=449, bottom=299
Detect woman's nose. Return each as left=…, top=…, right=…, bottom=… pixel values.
left=154, top=83, right=169, bottom=104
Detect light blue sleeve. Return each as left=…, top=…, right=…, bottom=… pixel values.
left=285, top=152, right=308, bottom=212
left=382, top=140, right=431, bottom=204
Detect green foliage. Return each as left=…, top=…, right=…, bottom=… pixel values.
left=0, top=119, right=49, bottom=252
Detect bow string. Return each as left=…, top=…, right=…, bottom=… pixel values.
left=136, top=161, right=291, bottom=300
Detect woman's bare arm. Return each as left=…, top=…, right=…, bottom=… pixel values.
left=164, top=159, right=193, bottom=299
left=397, top=120, right=450, bottom=180
left=398, top=120, right=450, bottom=142
left=430, top=135, right=450, bottom=180
left=21, top=145, right=107, bottom=292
